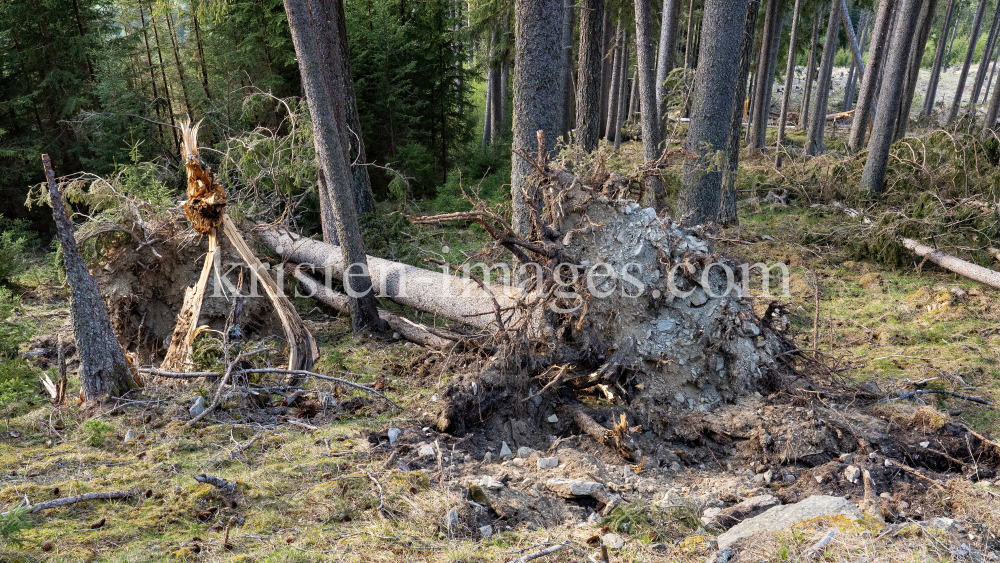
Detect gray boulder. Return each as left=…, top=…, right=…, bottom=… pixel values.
left=716, top=495, right=865, bottom=550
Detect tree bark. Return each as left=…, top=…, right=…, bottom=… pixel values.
left=327, top=0, right=376, bottom=216
left=260, top=227, right=519, bottom=330
left=842, top=10, right=868, bottom=112
left=635, top=0, right=668, bottom=210
left=923, top=0, right=957, bottom=116
left=679, top=0, right=750, bottom=224
left=561, top=0, right=575, bottom=139
left=501, top=52, right=510, bottom=126
left=576, top=0, right=605, bottom=151
left=985, top=40, right=1000, bottom=105
left=614, top=39, right=629, bottom=150
left=605, top=25, right=623, bottom=142
left=143, top=5, right=179, bottom=155
left=849, top=0, right=894, bottom=151
left=191, top=3, right=211, bottom=100
left=43, top=155, right=133, bottom=402
left=719, top=0, right=762, bottom=226
left=656, top=0, right=680, bottom=124
left=903, top=239, right=1000, bottom=289
left=777, top=0, right=803, bottom=145
left=893, top=0, right=936, bottom=141
left=628, top=70, right=639, bottom=118
left=860, top=0, right=922, bottom=195
left=948, top=0, right=989, bottom=123
left=511, top=0, right=563, bottom=236
left=600, top=9, right=614, bottom=137
left=482, top=60, right=494, bottom=147
left=983, top=44, right=1000, bottom=132
left=283, top=0, right=382, bottom=332
left=138, top=5, right=165, bottom=143
left=805, top=0, right=840, bottom=156
left=749, top=0, right=780, bottom=149
left=973, top=3, right=1000, bottom=104
left=800, top=9, right=820, bottom=131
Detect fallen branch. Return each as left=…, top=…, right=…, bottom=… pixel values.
left=804, top=529, right=836, bottom=558
left=1, top=490, right=135, bottom=515
left=292, top=267, right=457, bottom=349
left=902, top=238, right=1000, bottom=289
left=187, top=347, right=269, bottom=426
left=509, top=541, right=569, bottom=563
left=881, top=389, right=994, bottom=406
left=193, top=474, right=236, bottom=493
left=571, top=409, right=634, bottom=461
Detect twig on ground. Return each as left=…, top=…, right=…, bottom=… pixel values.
left=1, top=490, right=135, bottom=515
left=366, top=472, right=386, bottom=517
left=194, top=474, right=236, bottom=493
left=804, top=529, right=836, bottom=557
left=881, top=389, right=993, bottom=406
left=510, top=541, right=569, bottom=563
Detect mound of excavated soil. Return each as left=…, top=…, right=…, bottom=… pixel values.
left=93, top=218, right=284, bottom=365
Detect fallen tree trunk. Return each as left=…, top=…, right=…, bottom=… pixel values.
left=903, top=238, right=1000, bottom=289
left=258, top=226, right=520, bottom=331
left=291, top=266, right=458, bottom=349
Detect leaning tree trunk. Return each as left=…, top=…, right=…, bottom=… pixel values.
left=575, top=0, right=605, bottom=152
left=983, top=49, right=1000, bottom=132
left=680, top=0, right=750, bottom=224
left=860, top=0, right=922, bottom=194
left=805, top=0, right=841, bottom=156
left=948, top=0, right=989, bottom=123
left=923, top=0, right=957, bottom=116
left=893, top=0, right=937, bottom=141
left=800, top=9, right=821, bottom=131
left=749, top=0, right=780, bottom=150
left=43, top=155, right=134, bottom=402
left=634, top=0, right=668, bottom=211
left=719, top=0, right=763, bottom=226
left=849, top=0, right=894, bottom=152
left=656, top=0, right=680, bottom=126
left=328, top=0, right=376, bottom=216
left=283, top=0, right=382, bottom=332
left=511, top=0, right=563, bottom=237
left=973, top=3, right=1000, bottom=105
left=777, top=0, right=804, bottom=145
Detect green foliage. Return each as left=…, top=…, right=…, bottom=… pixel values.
left=0, top=507, right=31, bottom=547
left=0, top=289, right=32, bottom=358
left=0, top=358, right=39, bottom=416
left=0, top=217, right=31, bottom=286
left=81, top=419, right=113, bottom=447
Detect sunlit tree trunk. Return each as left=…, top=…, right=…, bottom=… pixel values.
left=162, top=7, right=193, bottom=116
left=575, top=0, right=605, bottom=151
left=799, top=9, right=820, bottom=131
left=923, top=0, right=956, bottom=116
left=972, top=3, right=1000, bottom=104
left=805, top=0, right=840, bottom=156
left=749, top=0, right=780, bottom=149
left=893, top=0, right=936, bottom=141
left=777, top=0, right=803, bottom=145
left=848, top=0, right=894, bottom=151
left=656, top=0, right=680, bottom=125
left=948, top=0, right=988, bottom=123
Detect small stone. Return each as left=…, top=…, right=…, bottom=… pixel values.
left=815, top=474, right=825, bottom=484
left=444, top=508, right=459, bottom=532
left=511, top=458, right=525, bottom=467
left=418, top=443, right=436, bottom=458
left=844, top=465, right=861, bottom=484
left=783, top=473, right=797, bottom=484
left=928, top=517, right=965, bottom=534
left=879, top=492, right=893, bottom=500
left=516, top=446, right=534, bottom=459
left=41, top=541, right=52, bottom=552
left=388, top=428, right=401, bottom=444
left=884, top=459, right=893, bottom=467
left=675, top=393, right=686, bottom=404
left=392, top=332, right=401, bottom=340
left=123, top=430, right=136, bottom=443
left=839, top=453, right=854, bottom=464
left=670, top=461, right=681, bottom=471
left=189, top=396, right=206, bottom=418
left=763, top=469, right=774, bottom=483
left=537, top=456, right=559, bottom=469
left=547, top=414, right=559, bottom=423
left=587, top=511, right=602, bottom=524
left=899, top=501, right=910, bottom=510
left=479, top=525, right=493, bottom=538
left=499, top=442, right=512, bottom=458
left=602, top=533, right=625, bottom=550
left=920, top=441, right=930, bottom=448
left=480, top=476, right=504, bottom=490
left=702, top=507, right=723, bottom=523
left=483, top=452, right=493, bottom=464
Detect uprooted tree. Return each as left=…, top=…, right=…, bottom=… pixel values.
left=261, top=140, right=795, bottom=439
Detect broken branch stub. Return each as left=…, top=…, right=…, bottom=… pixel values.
left=180, top=120, right=227, bottom=233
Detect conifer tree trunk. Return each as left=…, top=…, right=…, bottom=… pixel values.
left=138, top=6, right=165, bottom=143
left=501, top=56, right=510, bottom=125
left=842, top=11, right=868, bottom=112
left=684, top=0, right=698, bottom=68
left=327, top=0, right=376, bottom=216
left=511, top=0, right=563, bottom=236
left=576, top=0, right=606, bottom=151
left=283, top=0, right=382, bottom=332
left=800, top=9, right=820, bottom=130
left=893, top=0, right=936, bottom=141
left=849, top=0, right=894, bottom=151
left=984, top=41, right=1000, bottom=105
left=614, top=39, right=629, bottom=150
left=984, top=50, right=1000, bottom=132
left=635, top=0, right=668, bottom=209
left=656, top=0, right=680, bottom=121
left=162, top=8, right=193, bottom=116
left=147, top=5, right=180, bottom=156
left=948, top=0, right=989, bottom=123
left=749, top=0, right=780, bottom=150
left=482, top=64, right=494, bottom=146
left=680, top=0, right=750, bottom=224
left=561, top=0, right=575, bottom=139
left=191, top=3, right=211, bottom=100
left=778, top=0, right=803, bottom=145
left=861, top=0, right=922, bottom=194
left=923, top=0, right=957, bottom=116
left=628, top=70, right=638, bottom=117
left=973, top=4, right=1000, bottom=104
left=720, top=0, right=762, bottom=226
left=600, top=11, right=614, bottom=136
left=759, top=14, right=783, bottom=148
left=43, top=155, right=133, bottom=403
left=605, top=25, right=623, bottom=141
left=805, top=0, right=840, bottom=155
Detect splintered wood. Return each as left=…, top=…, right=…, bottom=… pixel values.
left=180, top=119, right=227, bottom=233
left=161, top=230, right=218, bottom=371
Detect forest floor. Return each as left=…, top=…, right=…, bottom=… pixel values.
left=4, top=124, right=1000, bottom=563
